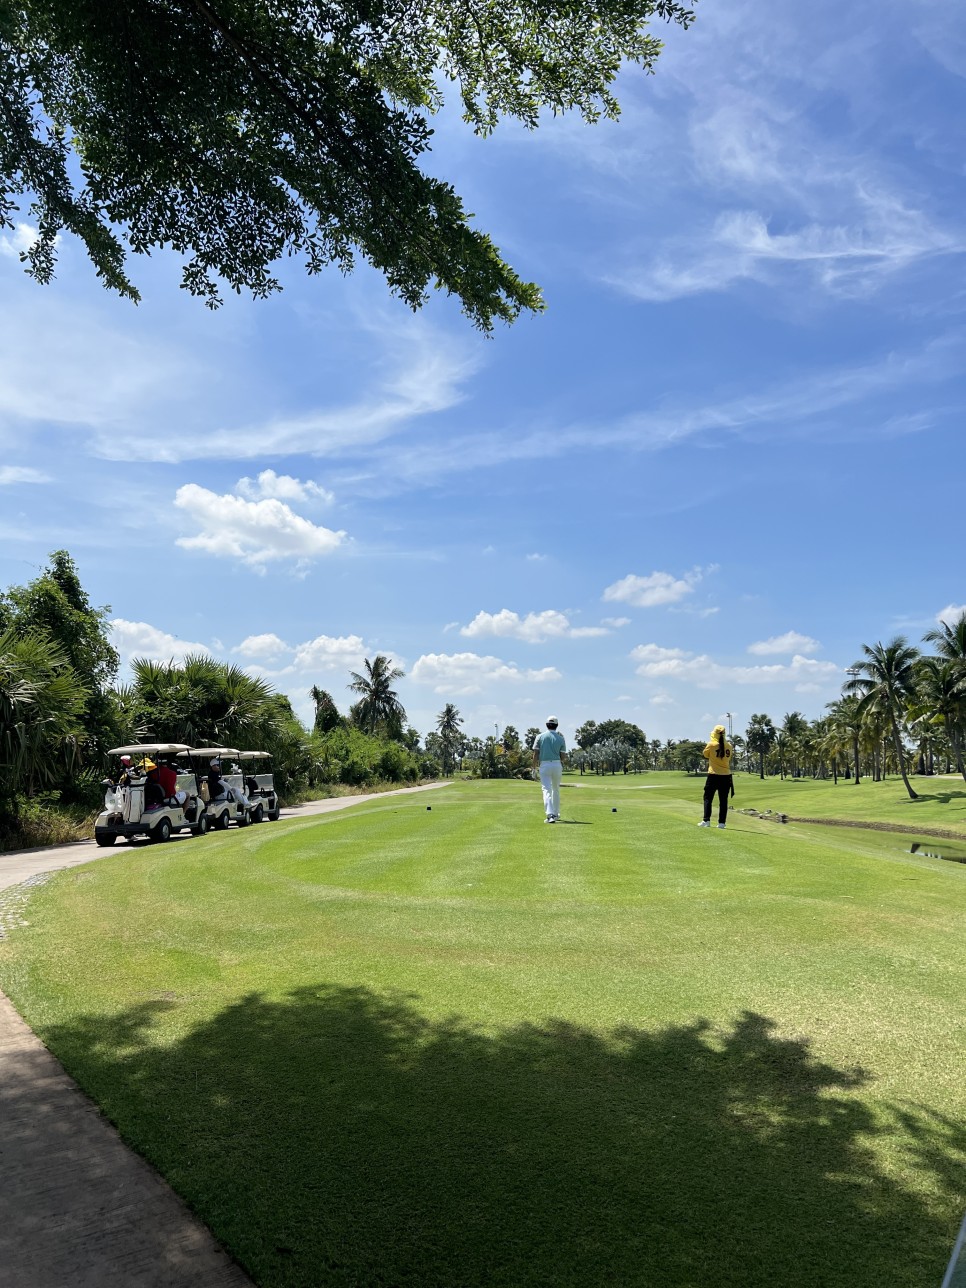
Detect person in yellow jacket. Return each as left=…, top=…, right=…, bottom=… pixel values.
left=698, top=724, right=734, bottom=829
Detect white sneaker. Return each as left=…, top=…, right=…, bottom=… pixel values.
left=697, top=820, right=710, bottom=828
left=717, top=823, right=726, bottom=830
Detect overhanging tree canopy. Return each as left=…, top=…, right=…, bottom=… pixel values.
left=1, top=0, right=695, bottom=328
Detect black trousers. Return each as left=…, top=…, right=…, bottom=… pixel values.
left=703, top=774, right=732, bottom=824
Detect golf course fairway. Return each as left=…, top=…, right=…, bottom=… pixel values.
left=1, top=773, right=964, bottom=1288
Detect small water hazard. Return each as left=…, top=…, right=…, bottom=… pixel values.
left=908, top=841, right=966, bottom=864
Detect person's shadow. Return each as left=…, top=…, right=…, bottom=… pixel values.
left=39, top=989, right=965, bottom=1288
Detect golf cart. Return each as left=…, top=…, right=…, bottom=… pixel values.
left=188, top=747, right=255, bottom=828
left=95, top=744, right=209, bottom=846
left=238, top=751, right=281, bottom=822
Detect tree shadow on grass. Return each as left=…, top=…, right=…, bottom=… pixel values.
left=44, top=990, right=965, bottom=1288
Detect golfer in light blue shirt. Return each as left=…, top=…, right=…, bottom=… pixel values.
left=532, top=718, right=567, bottom=823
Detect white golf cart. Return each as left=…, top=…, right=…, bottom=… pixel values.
left=95, top=743, right=208, bottom=846
left=188, top=747, right=254, bottom=829
left=238, top=751, right=281, bottom=822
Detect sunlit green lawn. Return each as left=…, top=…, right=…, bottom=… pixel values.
left=1, top=774, right=964, bottom=1288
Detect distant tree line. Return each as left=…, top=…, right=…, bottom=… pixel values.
left=3, top=553, right=963, bottom=845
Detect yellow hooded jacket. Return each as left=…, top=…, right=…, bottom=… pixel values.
left=703, top=727, right=733, bottom=775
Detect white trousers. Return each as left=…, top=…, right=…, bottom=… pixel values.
left=539, top=760, right=563, bottom=818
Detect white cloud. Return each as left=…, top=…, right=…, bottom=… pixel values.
left=631, top=644, right=690, bottom=663
left=411, top=652, right=562, bottom=695
left=649, top=691, right=675, bottom=706
left=633, top=647, right=840, bottom=690
left=234, top=633, right=291, bottom=659
left=747, top=631, right=821, bottom=656
left=460, top=609, right=608, bottom=643
left=602, top=569, right=704, bottom=609
left=291, top=634, right=371, bottom=674
left=0, top=465, right=49, bottom=484
left=526, top=552, right=548, bottom=562
left=236, top=470, right=333, bottom=505
left=0, top=223, right=38, bottom=258
left=174, top=483, right=346, bottom=569
left=937, top=603, right=966, bottom=627
left=110, top=619, right=211, bottom=666
left=602, top=617, right=631, bottom=628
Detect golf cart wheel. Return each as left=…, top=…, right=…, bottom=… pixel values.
left=268, top=804, right=280, bottom=821
left=237, top=808, right=250, bottom=827
left=95, top=833, right=117, bottom=848
left=193, top=813, right=209, bottom=837
left=251, top=803, right=264, bottom=824
left=152, top=817, right=172, bottom=843
left=215, top=809, right=231, bottom=830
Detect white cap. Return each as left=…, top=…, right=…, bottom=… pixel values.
left=546, top=717, right=559, bottom=727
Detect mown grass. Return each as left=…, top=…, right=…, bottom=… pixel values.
left=1, top=774, right=964, bottom=1288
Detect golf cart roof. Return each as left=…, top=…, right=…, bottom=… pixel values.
left=189, top=746, right=240, bottom=757
left=238, top=750, right=272, bottom=759
left=108, top=743, right=192, bottom=756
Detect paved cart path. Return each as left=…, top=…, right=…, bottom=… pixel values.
left=0, top=782, right=451, bottom=1288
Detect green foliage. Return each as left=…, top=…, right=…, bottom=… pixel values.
left=673, top=738, right=705, bottom=773
left=313, top=724, right=419, bottom=785
left=0, top=626, right=88, bottom=816
left=119, top=653, right=281, bottom=749
left=348, top=655, right=406, bottom=738
left=0, top=0, right=694, bottom=327
left=845, top=637, right=921, bottom=800
left=435, top=702, right=464, bottom=773
left=310, top=685, right=344, bottom=735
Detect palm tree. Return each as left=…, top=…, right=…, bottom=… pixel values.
left=745, top=713, right=776, bottom=779
left=128, top=654, right=278, bottom=749
left=435, top=703, right=463, bottom=773
left=911, top=656, right=966, bottom=781
left=348, top=655, right=406, bottom=738
left=923, top=611, right=966, bottom=666
left=844, top=637, right=920, bottom=800
left=826, top=696, right=863, bottom=784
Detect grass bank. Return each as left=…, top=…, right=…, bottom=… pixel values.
left=1, top=776, right=963, bottom=1287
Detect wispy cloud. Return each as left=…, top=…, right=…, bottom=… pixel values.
left=0, top=465, right=49, bottom=485
left=615, top=202, right=960, bottom=303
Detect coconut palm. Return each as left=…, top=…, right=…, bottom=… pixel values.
left=844, top=637, right=920, bottom=800
left=435, top=702, right=463, bottom=773
left=348, top=655, right=406, bottom=739
left=826, top=696, right=863, bottom=784
left=745, top=713, right=776, bottom=779
left=911, top=656, right=966, bottom=781
left=923, top=611, right=966, bottom=666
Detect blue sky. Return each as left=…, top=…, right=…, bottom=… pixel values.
left=1, top=0, right=964, bottom=745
